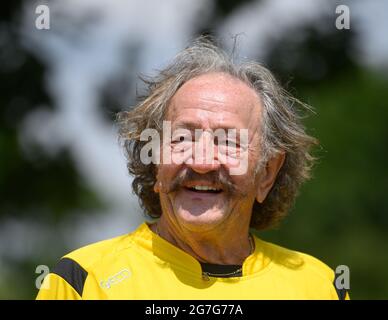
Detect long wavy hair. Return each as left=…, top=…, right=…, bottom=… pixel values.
left=117, top=37, right=318, bottom=230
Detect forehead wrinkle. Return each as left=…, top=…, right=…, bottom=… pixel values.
left=166, top=73, right=263, bottom=132
left=170, top=97, right=258, bottom=124
left=173, top=107, right=246, bottom=130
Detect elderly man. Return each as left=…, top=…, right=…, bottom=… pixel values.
left=37, top=38, right=348, bottom=300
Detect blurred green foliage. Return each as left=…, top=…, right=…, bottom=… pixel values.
left=0, top=1, right=104, bottom=299
left=260, top=69, right=388, bottom=299
left=257, top=15, right=388, bottom=299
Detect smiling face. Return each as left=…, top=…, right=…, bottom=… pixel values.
left=154, top=72, right=265, bottom=233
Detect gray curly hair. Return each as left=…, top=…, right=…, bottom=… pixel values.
left=117, top=37, right=318, bottom=230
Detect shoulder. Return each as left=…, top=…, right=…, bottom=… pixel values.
left=254, top=237, right=346, bottom=299
left=55, top=222, right=155, bottom=278
left=256, top=237, right=335, bottom=283
left=62, top=232, right=133, bottom=271
left=45, top=231, right=137, bottom=298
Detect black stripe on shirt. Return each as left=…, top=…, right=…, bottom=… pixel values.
left=52, top=257, right=88, bottom=297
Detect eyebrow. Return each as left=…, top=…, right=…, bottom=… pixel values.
left=173, top=120, right=240, bottom=131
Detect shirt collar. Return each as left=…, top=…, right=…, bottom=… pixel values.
left=131, top=222, right=271, bottom=278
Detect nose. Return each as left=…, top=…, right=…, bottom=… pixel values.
left=186, top=131, right=220, bottom=174
left=187, top=159, right=221, bottom=175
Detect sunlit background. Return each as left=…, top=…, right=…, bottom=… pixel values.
left=1, top=0, right=387, bottom=299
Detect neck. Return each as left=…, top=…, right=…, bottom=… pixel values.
left=151, top=218, right=254, bottom=265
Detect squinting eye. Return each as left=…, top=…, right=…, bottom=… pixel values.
left=172, top=136, right=186, bottom=143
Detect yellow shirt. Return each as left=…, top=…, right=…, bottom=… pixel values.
left=36, top=222, right=348, bottom=300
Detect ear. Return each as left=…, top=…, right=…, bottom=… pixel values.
left=154, top=181, right=161, bottom=193
left=153, top=165, right=161, bottom=193
left=256, top=152, right=286, bottom=203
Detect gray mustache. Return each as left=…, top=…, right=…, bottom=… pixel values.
left=168, top=169, right=237, bottom=194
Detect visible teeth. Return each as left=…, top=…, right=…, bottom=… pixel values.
left=192, top=186, right=220, bottom=191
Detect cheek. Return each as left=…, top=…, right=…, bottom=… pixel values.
left=229, top=158, right=259, bottom=189
left=231, top=175, right=252, bottom=190
left=155, top=164, right=181, bottom=192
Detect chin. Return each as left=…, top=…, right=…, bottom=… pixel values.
left=175, top=208, right=228, bottom=232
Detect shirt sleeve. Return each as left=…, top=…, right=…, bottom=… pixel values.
left=36, top=273, right=82, bottom=300
left=36, top=257, right=88, bottom=300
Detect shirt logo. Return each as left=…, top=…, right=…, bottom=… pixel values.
left=100, top=269, right=131, bottom=289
